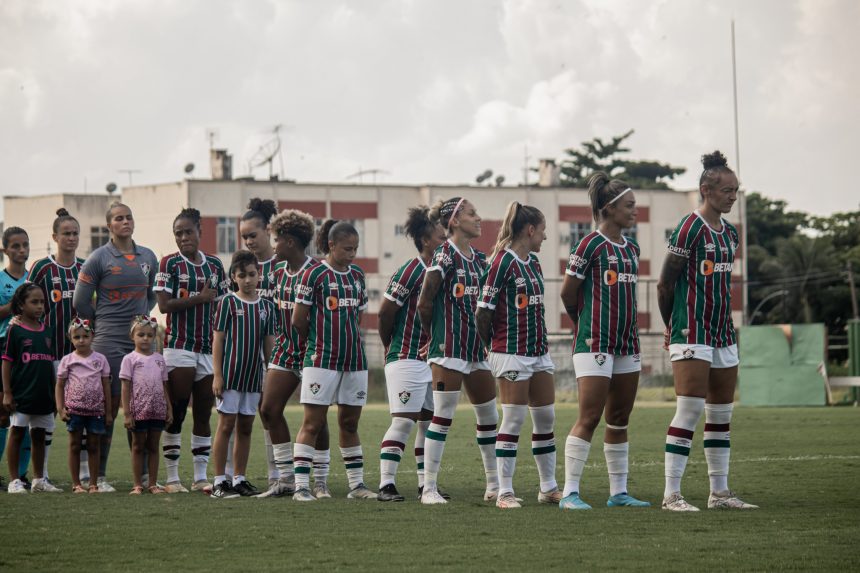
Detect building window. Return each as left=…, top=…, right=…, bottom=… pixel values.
left=560, top=222, right=592, bottom=248
left=217, top=217, right=238, bottom=255
left=394, top=224, right=406, bottom=236
left=90, top=226, right=109, bottom=253
left=624, top=224, right=638, bottom=241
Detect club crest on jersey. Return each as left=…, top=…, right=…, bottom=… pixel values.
left=398, top=391, right=411, bottom=404
left=310, top=382, right=321, bottom=395
left=140, top=263, right=151, bottom=276
left=268, top=271, right=275, bottom=283
left=260, top=308, right=268, bottom=321
left=502, top=370, right=519, bottom=381
left=594, top=353, right=607, bottom=366
left=682, top=348, right=695, bottom=360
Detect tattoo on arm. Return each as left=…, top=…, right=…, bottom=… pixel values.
left=657, top=253, right=687, bottom=328
left=476, top=307, right=494, bottom=349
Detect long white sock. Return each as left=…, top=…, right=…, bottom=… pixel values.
left=341, top=445, right=364, bottom=490
left=263, top=430, right=278, bottom=481
left=563, top=435, right=591, bottom=497
left=530, top=404, right=558, bottom=492
left=604, top=442, right=629, bottom=496
left=313, top=449, right=330, bottom=485
left=191, top=434, right=211, bottom=483
left=272, top=442, right=294, bottom=484
left=43, top=430, right=52, bottom=480
left=380, top=417, right=415, bottom=488
left=423, top=390, right=460, bottom=493
left=225, top=432, right=234, bottom=479
left=79, top=431, right=89, bottom=482
left=704, top=403, right=733, bottom=493
left=293, top=443, right=315, bottom=489
left=496, top=404, right=526, bottom=495
left=415, top=420, right=430, bottom=489
left=664, top=395, right=706, bottom=498
left=163, top=432, right=182, bottom=483
left=473, top=398, right=499, bottom=492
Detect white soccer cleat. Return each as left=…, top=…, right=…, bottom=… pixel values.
left=191, top=480, right=213, bottom=495
left=163, top=482, right=189, bottom=494
left=257, top=480, right=295, bottom=498
left=662, top=492, right=700, bottom=512
left=97, top=477, right=116, bottom=493
left=421, top=489, right=448, bottom=505
left=7, top=479, right=28, bottom=494
left=708, top=490, right=759, bottom=510
left=496, top=492, right=522, bottom=509
left=347, top=483, right=378, bottom=499
left=312, top=482, right=332, bottom=499
left=31, top=478, right=63, bottom=493
left=538, top=488, right=563, bottom=504
left=293, top=487, right=317, bottom=502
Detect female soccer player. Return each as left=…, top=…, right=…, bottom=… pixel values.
left=291, top=220, right=376, bottom=501
left=155, top=208, right=228, bottom=493
left=559, top=173, right=650, bottom=510
left=376, top=206, right=446, bottom=501
left=476, top=201, right=559, bottom=509
left=74, top=201, right=158, bottom=492
left=417, top=197, right=499, bottom=505
left=258, top=209, right=331, bottom=499
left=657, top=151, right=756, bottom=511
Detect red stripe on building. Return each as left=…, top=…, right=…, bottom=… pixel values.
left=639, top=259, right=650, bottom=276
left=731, top=283, right=744, bottom=312
left=558, top=205, right=592, bottom=222
left=353, top=257, right=378, bottom=273
left=331, top=201, right=377, bottom=219
left=278, top=200, right=326, bottom=218
left=636, top=206, right=650, bottom=223
left=361, top=312, right=378, bottom=329
left=200, top=217, right=217, bottom=254
left=472, top=220, right=502, bottom=254
left=638, top=312, right=651, bottom=331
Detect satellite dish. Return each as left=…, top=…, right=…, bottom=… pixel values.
left=184, top=163, right=195, bottom=174
left=106, top=182, right=117, bottom=194
left=495, top=175, right=506, bottom=187
left=476, top=169, right=493, bottom=184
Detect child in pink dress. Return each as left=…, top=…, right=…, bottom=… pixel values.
left=120, top=316, right=173, bottom=494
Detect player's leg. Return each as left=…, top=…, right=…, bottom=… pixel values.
left=190, top=372, right=215, bottom=491
left=604, top=368, right=649, bottom=507
left=98, top=351, right=123, bottom=492
left=528, top=370, right=559, bottom=504
left=421, top=363, right=465, bottom=504
left=211, top=397, right=239, bottom=499
left=163, top=362, right=194, bottom=490
left=379, top=361, right=423, bottom=501
left=294, top=403, right=327, bottom=501
left=463, top=366, right=499, bottom=500
left=258, top=368, right=301, bottom=497
left=496, top=373, right=528, bottom=509
left=312, top=422, right=331, bottom=498
left=560, top=373, right=609, bottom=510
left=231, top=408, right=258, bottom=497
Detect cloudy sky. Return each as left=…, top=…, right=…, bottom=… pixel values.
left=1, top=0, right=856, bottom=219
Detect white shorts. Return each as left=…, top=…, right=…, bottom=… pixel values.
left=427, top=357, right=490, bottom=375
left=301, top=368, right=368, bottom=407
left=11, top=412, right=56, bottom=431
left=384, top=360, right=433, bottom=414
left=216, top=390, right=261, bottom=416
left=268, top=363, right=301, bottom=377
left=164, top=348, right=213, bottom=381
left=573, top=353, right=641, bottom=379
left=488, top=352, right=555, bottom=382
left=669, top=344, right=739, bottom=369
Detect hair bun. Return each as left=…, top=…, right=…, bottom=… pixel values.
left=56, top=208, right=70, bottom=217
left=701, top=150, right=728, bottom=170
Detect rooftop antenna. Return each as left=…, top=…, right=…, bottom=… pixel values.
left=346, top=168, right=390, bottom=185
left=206, top=128, right=219, bottom=150
left=248, top=124, right=286, bottom=180
left=117, top=169, right=141, bottom=186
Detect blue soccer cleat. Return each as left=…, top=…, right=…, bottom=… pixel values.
left=559, top=493, right=592, bottom=510
left=607, top=493, right=651, bottom=507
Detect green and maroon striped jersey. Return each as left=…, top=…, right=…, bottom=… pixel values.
left=384, top=256, right=429, bottom=364
left=296, top=261, right=368, bottom=371
left=214, top=292, right=277, bottom=392
left=567, top=231, right=641, bottom=355
left=154, top=252, right=229, bottom=354
left=667, top=212, right=739, bottom=347
left=427, top=240, right=487, bottom=362
left=270, top=256, right=319, bottom=371
left=478, top=249, right=547, bottom=357
left=28, top=255, right=84, bottom=358
left=257, top=255, right=279, bottom=303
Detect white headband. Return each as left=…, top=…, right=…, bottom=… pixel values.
left=606, top=187, right=632, bottom=206
left=447, top=197, right=467, bottom=230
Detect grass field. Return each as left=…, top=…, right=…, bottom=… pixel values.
left=4, top=404, right=859, bottom=572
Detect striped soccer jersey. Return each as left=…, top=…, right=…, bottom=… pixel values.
left=567, top=231, right=641, bottom=355
left=667, top=212, right=739, bottom=347
left=257, top=256, right=279, bottom=302
left=296, top=261, right=368, bottom=371
left=154, top=251, right=229, bottom=354
left=269, top=256, right=319, bottom=371
left=383, top=256, right=429, bottom=364
left=214, top=292, right=277, bottom=393
left=427, top=239, right=487, bottom=362
left=28, top=256, right=84, bottom=357
left=478, top=249, right=548, bottom=357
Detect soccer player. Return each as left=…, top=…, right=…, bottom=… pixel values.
left=657, top=151, right=757, bottom=511
left=559, top=173, right=650, bottom=510
left=258, top=209, right=331, bottom=499
left=28, top=209, right=85, bottom=485
left=155, top=208, right=229, bottom=493
left=476, top=201, right=560, bottom=509
left=291, top=220, right=376, bottom=501
left=211, top=251, right=277, bottom=498
left=376, top=206, right=447, bottom=502
left=74, top=202, right=158, bottom=491
left=417, top=197, right=499, bottom=505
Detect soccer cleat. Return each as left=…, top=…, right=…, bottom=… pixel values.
left=607, top=493, right=651, bottom=507
left=312, top=483, right=332, bottom=499
left=496, top=492, right=522, bottom=509
left=191, top=480, right=213, bottom=495
left=7, top=479, right=28, bottom=494
left=538, top=488, right=563, bottom=504
left=708, top=490, right=759, bottom=510
left=163, top=482, right=189, bottom=494
left=420, top=489, right=448, bottom=505
left=31, top=478, right=63, bottom=493
left=559, top=493, right=592, bottom=510
left=293, top=487, right=317, bottom=502
left=347, top=483, right=378, bottom=499
left=211, top=482, right=240, bottom=499
left=377, top=483, right=405, bottom=502
left=97, top=478, right=116, bottom=493
left=662, top=492, right=700, bottom=512
left=258, top=480, right=295, bottom=498
left=417, top=485, right=451, bottom=501
left=483, top=488, right=500, bottom=502
left=233, top=481, right=260, bottom=497
left=20, top=476, right=32, bottom=490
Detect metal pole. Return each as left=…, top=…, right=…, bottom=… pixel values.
left=731, top=20, right=750, bottom=325
left=848, top=261, right=859, bottom=320
left=732, top=19, right=741, bottom=177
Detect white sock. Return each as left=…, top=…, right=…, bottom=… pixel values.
left=43, top=431, right=52, bottom=480
left=704, top=403, right=733, bottom=493
left=379, top=417, right=415, bottom=488
left=530, top=404, right=558, bottom=492
left=604, top=442, right=629, bottom=497
left=473, top=398, right=499, bottom=491
left=341, top=445, right=364, bottom=490
left=496, top=404, right=526, bottom=495
left=664, top=396, right=706, bottom=498
left=163, top=431, right=182, bottom=483
left=214, top=474, right=227, bottom=487
left=272, top=442, right=294, bottom=484
left=191, top=434, right=211, bottom=483
left=423, top=390, right=460, bottom=493
left=293, top=443, right=315, bottom=489
left=79, top=431, right=90, bottom=481
left=313, top=449, right=330, bottom=485
left=415, top=420, right=430, bottom=488
left=225, top=432, right=234, bottom=479
left=264, top=430, right=279, bottom=481
left=232, top=474, right=246, bottom=487
left=563, top=435, right=591, bottom=497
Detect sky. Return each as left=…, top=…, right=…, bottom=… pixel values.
left=1, top=0, right=857, bottom=220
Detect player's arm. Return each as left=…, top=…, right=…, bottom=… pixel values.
left=101, top=376, right=113, bottom=426
left=212, top=330, right=226, bottom=399
left=417, top=270, right=442, bottom=336
left=657, top=253, right=686, bottom=328
left=0, top=301, right=13, bottom=320
left=475, top=307, right=494, bottom=349
left=377, top=298, right=399, bottom=349
left=560, top=274, right=584, bottom=325
left=291, top=303, right=310, bottom=339
left=72, top=269, right=98, bottom=320
left=121, top=378, right=133, bottom=429
left=263, top=334, right=275, bottom=367
left=55, top=375, right=68, bottom=420
left=2, top=340, right=15, bottom=411
left=156, top=288, right=215, bottom=314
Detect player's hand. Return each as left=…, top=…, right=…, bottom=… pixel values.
left=663, top=328, right=670, bottom=351
left=212, top=376, right=224, bottom=399
left=197, top=282, right=216, bottom=303
left=418, top=341, right=430, bottom=361
left=123, top=416, right=134, bottom=430
left=8, top=315, right=22, bottom=327
left=104, top=413, right=113, bottom=427
left=60, top=407, right=70, bottom=422
left=165, top=410, right=173, bottom=426
left=3, top=392, right=15, bottom=412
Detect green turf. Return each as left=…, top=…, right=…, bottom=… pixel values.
left=4, top=405, right=859, bottom=572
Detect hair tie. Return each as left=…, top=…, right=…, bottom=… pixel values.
left=446, top=198, right=466, bottom=230
left=606, top=188, right=632, bottom=206
left=71, top=317, right=93, bottom=333
left=133, top=315, right=158, bottom=328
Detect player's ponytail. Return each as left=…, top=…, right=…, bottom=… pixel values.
left=587, top=171, right=630, bottom=223
left=491, top=201, right=544, bottom=258
left=174, top=207, right=202, bottom=230
left=404, top=206, right=434, bottom=252
left=699, top=150, right=734, bottom=196
left=316, top=219, right=358, bottom=255
left=53, top=208, right=79, bottom=234
left=242, top=198, right=277, bottom=228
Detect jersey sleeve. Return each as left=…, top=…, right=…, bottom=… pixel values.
left=295, top=267, right=318, bottom=306
left=159, top=356, right=169, bottom=382
left=383, top=262, right=416, bottom=307
left=359, top=273, right=368, bottom=312
left=73, top=252, right=102, bottom=320
left=478, top=253, right=509, bottom=310
left=427, top=244, right=453, bottom=278
left=56, top=355, right=69, bottom=380
left=214, top=297, right=231, bottom=332
left=154, top=256, right=173, bottom=293
left=566, top=236, right=596, bottom=279
left=98, top=354, right=111, bottom=377
left=667, top=216, right=699, bottom=258
left=119, top=354, right=134, bottom=381
left=1, top=327, right=16, bottom=362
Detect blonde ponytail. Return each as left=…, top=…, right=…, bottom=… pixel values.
left=491, top=201, right=544, bottom=258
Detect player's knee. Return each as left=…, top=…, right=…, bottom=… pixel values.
left=339, top=417, right=359, bottom=435
left=167, top=400, right=190, bottom=433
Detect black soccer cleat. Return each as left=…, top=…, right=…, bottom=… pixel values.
left=211, top=482, right=240, bottom=499
left=233, top=480, right=260, bottom=497
left=377, top=483, right=406, bottom=502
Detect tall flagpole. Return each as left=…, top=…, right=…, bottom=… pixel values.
left=732, top=19, right=750, bottom=324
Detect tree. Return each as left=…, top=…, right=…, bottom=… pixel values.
left=558, top=129, right=686, bottom=189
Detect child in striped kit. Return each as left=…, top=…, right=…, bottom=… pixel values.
left=211, top=251, right=277, bottom=499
